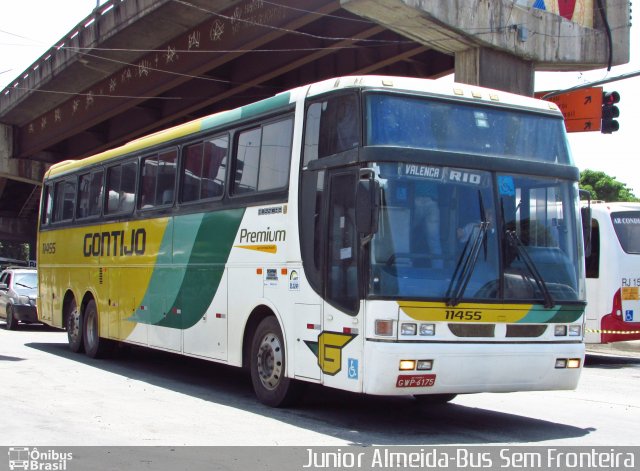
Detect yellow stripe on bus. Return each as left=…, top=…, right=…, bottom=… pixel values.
left=398, top=301, right=535, bottom=323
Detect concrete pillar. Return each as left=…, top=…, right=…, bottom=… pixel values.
left=455, top=47, right=534, bottom=96
left=0, top=123, right=48, bottom=185
left=0, top=124, right=12, bottom=163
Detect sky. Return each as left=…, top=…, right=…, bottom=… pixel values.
left=1, top=1, right=639, bottom=195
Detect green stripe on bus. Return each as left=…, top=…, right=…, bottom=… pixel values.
left=518, top=304, right=583, bottom=323
left=200, top=92, right=291, bottom=131
left=158, top=208, right=245, bottom=329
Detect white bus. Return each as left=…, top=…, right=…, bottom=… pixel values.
left=585, top=201, right=640, bottom=343
left=38, top=76, right=587, bottom=407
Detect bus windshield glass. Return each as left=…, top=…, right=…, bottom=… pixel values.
left=366, top=93, right=571, bottom=164
left=368, top=163, right=583, bottom=303
left=611, top=211, right=640, bottom=254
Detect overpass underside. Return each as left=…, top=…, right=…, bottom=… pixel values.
left=0, top=0, right=454, bottom=242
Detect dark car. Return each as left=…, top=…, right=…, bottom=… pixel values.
left=0, top=268, right=38, bottom=330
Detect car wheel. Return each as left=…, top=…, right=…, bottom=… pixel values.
left=249, top=316, right=302, bottom=407
left=66, top=298, right=84, bottom=353
left=83, top=299, right=112, bottom=358
left=5, top=305, right=18, bottom=330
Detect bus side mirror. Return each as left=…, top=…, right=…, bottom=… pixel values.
left=356, top=177, right=379, bottom=240
left=579, top=190, right=592, bottom=257
left=581, top=206, right=592, bottom=257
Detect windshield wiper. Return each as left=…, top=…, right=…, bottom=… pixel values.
left=445, top=221, right=489, bottom=306
left=16, top=282, right=35, bottom=289
left=505, top=230, right=555, bottom=309
left=445, top=191, right=490, bottom=307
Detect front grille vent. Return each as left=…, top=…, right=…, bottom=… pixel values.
left=448, top=324, right=495, bottom=337
left=506, top=324, right=547, bottom=338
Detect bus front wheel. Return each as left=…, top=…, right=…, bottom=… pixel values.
left=66, top=298, right=84, bottom=353
left=249, top=316, right=301, bottom=407
left=83, top=299, right=113, bottom=359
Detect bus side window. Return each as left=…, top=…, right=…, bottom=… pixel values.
left=77, top=170, right=103, bottom=219
left=201, top=136, right=227, bottom=199
left=233, top=117, right=293, bottom=195
left=107, top=161, right=137, bottom=215
left=234, top=127, right=261, bottom=194
left=41, top=184, right=53, bottom=226
left=53, top=179, right=76, bottom=222
left=303, top=94, right=359, bottom=165
left=585, top=219, right=600, bottom=278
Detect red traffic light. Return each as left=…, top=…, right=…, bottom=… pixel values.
left=601, top=91, right=620, bottom=134
left=603, top=91, right=620, bottom=105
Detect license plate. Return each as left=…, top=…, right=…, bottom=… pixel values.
left=396, top=374, right=436, bottom=388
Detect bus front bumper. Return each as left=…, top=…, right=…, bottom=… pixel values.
left=362, top=340, right=584, bottom=396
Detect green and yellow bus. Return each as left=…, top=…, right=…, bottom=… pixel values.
left=38, top=76, right=586, bottom=406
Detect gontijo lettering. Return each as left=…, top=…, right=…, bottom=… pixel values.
left=83, top=228, right=146, bottom=257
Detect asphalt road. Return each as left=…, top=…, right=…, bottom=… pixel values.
left=2, top=322, right=639, bottom=446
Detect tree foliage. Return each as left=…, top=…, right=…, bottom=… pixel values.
left=579, top=169, right=639, bottom=202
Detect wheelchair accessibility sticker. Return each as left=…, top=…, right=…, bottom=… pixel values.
left=625, top=310, right=634, bottom=322
left=348, top=358, right=359, bottom=380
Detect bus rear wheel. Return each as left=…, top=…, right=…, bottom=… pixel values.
left=66, top=298, right=84, bottom=353
left=250, top=316, right=301, bottom=407
left=83, top=299, right=112, bottom=359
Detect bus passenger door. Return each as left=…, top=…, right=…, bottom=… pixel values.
left=321, top=170, right=364, bottom=393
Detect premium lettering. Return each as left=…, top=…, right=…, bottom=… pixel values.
left=239, top=227, right=286, bottom=244
left=83, top=228, right=146, bottom=257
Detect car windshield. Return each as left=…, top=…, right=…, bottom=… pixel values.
left=367, top=163, right=583, bottom=303
left=14, top=272, right=37, bottom=290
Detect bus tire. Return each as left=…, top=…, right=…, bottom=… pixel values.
left=413, top=393, right=457, bottom=404
left=83, top=299, right=112, bottom=359
left=66, top=298, right=84, bottom=353
left=250, top=316, right=301, bottom=407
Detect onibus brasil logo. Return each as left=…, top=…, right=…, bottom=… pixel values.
left=8, top=447, right=73, bottom=470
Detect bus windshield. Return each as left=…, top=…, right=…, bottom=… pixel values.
left=368, top=163, right=583, bottom=303
left=611, top=211, right=640, bottom=254
left=366, top=93, right=571, bottom=164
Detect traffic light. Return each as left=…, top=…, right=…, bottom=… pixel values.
left=601, top=91, right=620, bottom=134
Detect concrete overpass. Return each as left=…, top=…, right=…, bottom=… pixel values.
left=0, top=0, right=630, bottom=254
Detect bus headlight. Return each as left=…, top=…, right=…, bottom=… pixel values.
left=554, top=325, right=567, bottom=336
left=419, top=323, right=435, bottom=336
left=400, top=323, right=417, bottom=336
left=568, top=325, right=582, bottom=336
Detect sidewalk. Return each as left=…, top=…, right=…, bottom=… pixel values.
left=586, top=340, right=640, bottom=359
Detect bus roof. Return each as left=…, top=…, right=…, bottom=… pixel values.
left=587, top=201, right=640, bottom=212
left=45, top=75, right=561, bottom=180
